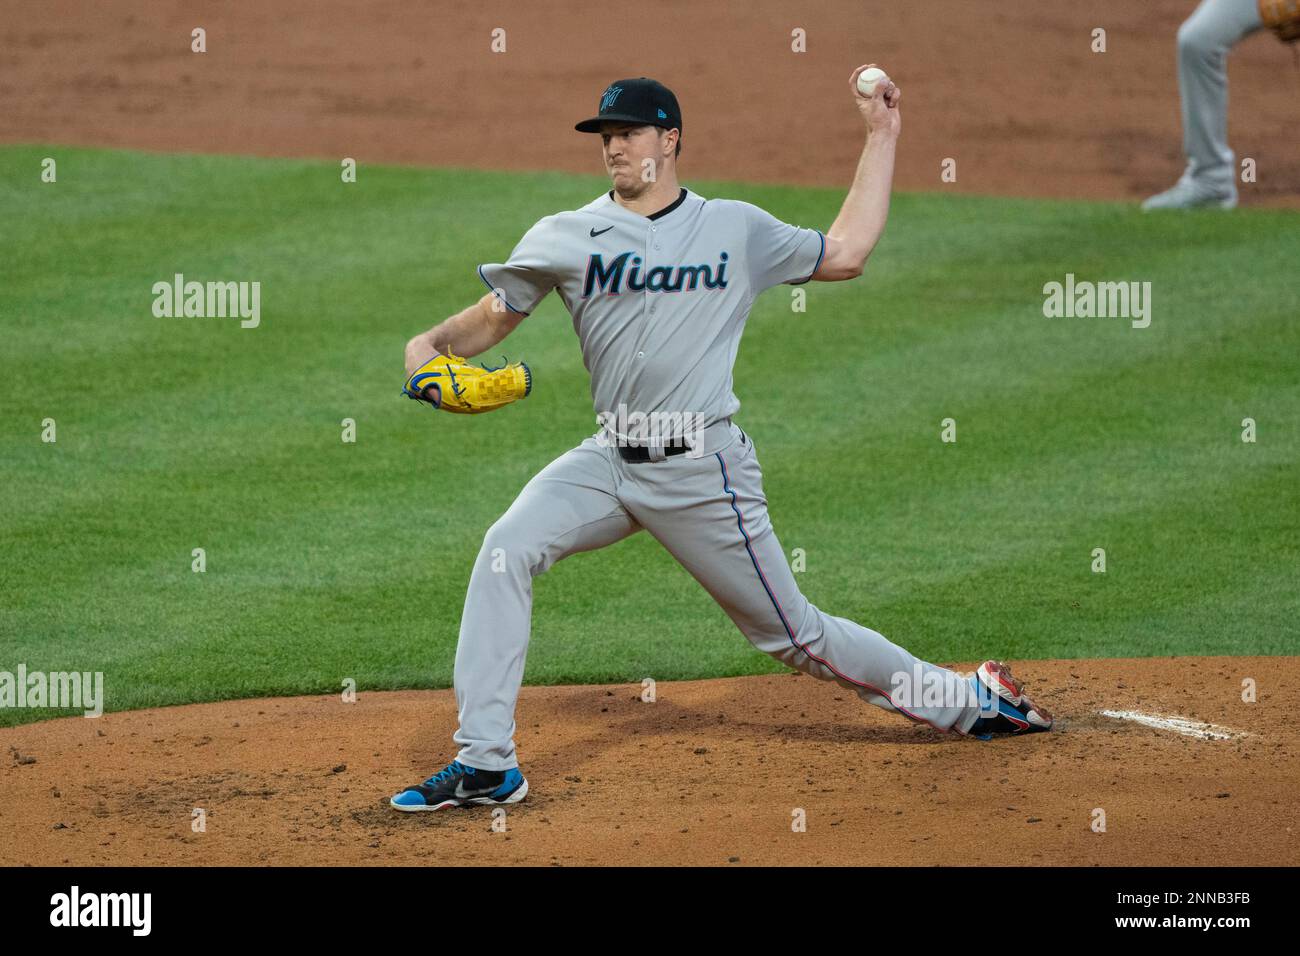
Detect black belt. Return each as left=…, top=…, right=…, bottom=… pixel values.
left=617, top=441, right=691, bottom=463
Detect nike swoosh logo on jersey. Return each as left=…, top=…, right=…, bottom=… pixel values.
left=589, top=225, right=614, bottom=237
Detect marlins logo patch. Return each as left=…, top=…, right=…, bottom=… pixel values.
left=600, top=85, right=624, bottom=112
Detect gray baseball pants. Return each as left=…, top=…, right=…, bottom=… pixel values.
left=451, top=421, right=982, bottom=770
left=1175, top=0, right=1264, bottom=189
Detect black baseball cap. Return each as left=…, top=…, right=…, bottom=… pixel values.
left=575, top=78, right=682, bottom=136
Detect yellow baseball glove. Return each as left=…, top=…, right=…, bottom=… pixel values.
left=1261, top=0, right=1300, bottom=42
left=403, top=351, right=532, bottom=414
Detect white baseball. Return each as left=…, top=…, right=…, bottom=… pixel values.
left=856, top=67, right=889, bottom=97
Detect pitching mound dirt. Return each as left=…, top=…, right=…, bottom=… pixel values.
left=2, top=658, right=1296, bottom=866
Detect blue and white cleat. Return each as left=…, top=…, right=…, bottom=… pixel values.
left=966, top=660, right=1055, bottom=739
left=390, top=759, right=529, bottom=811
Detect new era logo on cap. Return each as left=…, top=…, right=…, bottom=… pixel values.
left=657, top=108, right=667, bottom=119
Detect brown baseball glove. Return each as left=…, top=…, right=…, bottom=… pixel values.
left=1260, top=0, right=1300, bottom=42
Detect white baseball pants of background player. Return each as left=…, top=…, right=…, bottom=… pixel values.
left=1173, top=0, right=1264, bottom=196
left=451, top=420, right=983, bottom=770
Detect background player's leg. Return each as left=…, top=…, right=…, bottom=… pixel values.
left=1176, top=0, right=1262, bottom=192
left=453, top=437, right=640, bottom=770
left=621, top=430, right=979, bottom=735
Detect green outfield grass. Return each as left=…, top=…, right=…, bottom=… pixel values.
left=1, top=145, right=1297, bottom=726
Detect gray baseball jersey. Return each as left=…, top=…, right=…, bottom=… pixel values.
left=478, top=188, right=824, bottom=429
left=450, top=186, right=984, bottom=772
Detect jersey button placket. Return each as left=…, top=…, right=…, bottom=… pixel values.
left=644, top=226, right=656, bottom=321
left=637, top=224, right=658, bottom=362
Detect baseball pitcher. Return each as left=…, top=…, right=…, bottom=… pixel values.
left=392, top=67, right=1054, bottom=812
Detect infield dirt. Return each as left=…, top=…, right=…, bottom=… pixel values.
left=2, top=658, right=1296, bottom=866
left=3, top=0, right=1298, bottom=205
